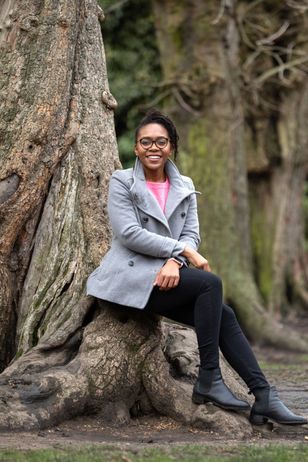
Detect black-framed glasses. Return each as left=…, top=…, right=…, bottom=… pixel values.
left=138, top=137, right=169, bottom=149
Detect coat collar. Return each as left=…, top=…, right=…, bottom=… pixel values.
left=130, top=158, right=196, bottom=230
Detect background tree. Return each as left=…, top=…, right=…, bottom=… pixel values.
left=0, top=0, right=253, bottom=435
left=149, top=0, right=308, bottom=348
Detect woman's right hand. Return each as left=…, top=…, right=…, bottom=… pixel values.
left=182, top=246, right=211, bottom=272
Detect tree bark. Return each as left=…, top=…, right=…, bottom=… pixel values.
left=0, top=0, right=253, bottom=435
left=152, top=0, right=308, bottom=349
left=0, top=0, right=118, bottom=367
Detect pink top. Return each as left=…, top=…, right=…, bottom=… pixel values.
left=146, top=177, right=170, bottom=213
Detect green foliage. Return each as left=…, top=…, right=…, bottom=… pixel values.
left=98, top=0, right=162, bottom=167
left=1, top=444, right=308, bottom=462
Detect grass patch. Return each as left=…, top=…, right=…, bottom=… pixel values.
left=257, top=361, right=297, bottom=371
left=0, top=444, right=308, bottom=462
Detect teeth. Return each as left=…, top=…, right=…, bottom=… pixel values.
left=147, top=156, right=161, bottom=159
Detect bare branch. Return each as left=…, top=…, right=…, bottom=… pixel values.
left=256, top=21, right=290, bottom=46
left=238, top=20, right=257, bottom=50
left=242, top=0, right=268, bottom=17
left=105, top=0, right=130, bottom=14
left=243, top=49, right=262, bottom=70
left=286, top=0, right=308, bottom=12
left=172, top=88, right=200, bottom=116
left=253, top=56, right=308, bottom=86
left=142, top=89, right=172, bottom=109
left=211, top=0, right=227, bottom=25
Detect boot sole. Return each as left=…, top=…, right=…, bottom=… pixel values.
left=192, top=391, right=250, bottom=412
left=250, top=413, right=308, bottom=426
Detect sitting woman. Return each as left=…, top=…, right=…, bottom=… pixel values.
left=87, top=109, right=307, bottom=426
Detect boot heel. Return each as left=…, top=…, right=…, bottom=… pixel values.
left=192, top=391, right=209, bottom=405
left=250, top=413, right=268, bottom=425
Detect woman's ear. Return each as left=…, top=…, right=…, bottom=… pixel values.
left=134, top=145, right=139, bottom=157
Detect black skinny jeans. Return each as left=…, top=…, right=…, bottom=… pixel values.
left=144, top=267, right=269, bottom=392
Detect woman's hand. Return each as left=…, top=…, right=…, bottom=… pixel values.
left=182, top=246, right=211, bottom=272
left=153, top=260, right=180, bottom=291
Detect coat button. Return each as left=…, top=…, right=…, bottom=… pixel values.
left=181, top=212, right=186, bottom=218
left=128, top=260, right=134, bottom=266
left=142, top=217, right=149, bottom=222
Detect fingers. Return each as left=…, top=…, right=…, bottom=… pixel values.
left=154, top=270, right=167, bottom=287
left=154, top=273, right=180, bottom=291
left=200, top=261, right=211, bottom=272
left=188, top=254, right=212, bottom=272
left=153, top=273, right=161, bottom=287
left=203, top=260, right=211, bottom=272
left=159, top=275, right=180, bottom=291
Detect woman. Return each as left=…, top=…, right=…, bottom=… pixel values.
left=87, top=109, right=307, bottom=426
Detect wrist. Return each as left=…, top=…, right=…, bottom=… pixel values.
left=168, top=257, right=183, bottom=268
left=182, top=246, right=195, bottom=258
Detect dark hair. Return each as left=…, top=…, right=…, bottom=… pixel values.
left=135, top=109, right=179, bottom=160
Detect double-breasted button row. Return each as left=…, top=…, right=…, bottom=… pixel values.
left=142, top=213, right=186, bottom=221
left=128, top=260, right=134, bottom=266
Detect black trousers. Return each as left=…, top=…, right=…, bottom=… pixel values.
left=144, top=267, right=268, bottom=392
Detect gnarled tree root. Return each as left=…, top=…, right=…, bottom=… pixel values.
left=0, top=306, right=253, bottom=437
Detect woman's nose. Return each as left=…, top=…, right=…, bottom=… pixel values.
left=149, top=145, right=159, bottom=151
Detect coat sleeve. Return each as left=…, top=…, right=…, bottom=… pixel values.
left=108, top=174, right=186, bottom=258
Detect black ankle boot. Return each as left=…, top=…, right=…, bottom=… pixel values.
left=192, top=367, right=250, bottom=411
left=250, top=386, right=308, bottom=425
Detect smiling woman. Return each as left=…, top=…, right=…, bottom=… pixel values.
left=86, top=109, right=307, bottom=426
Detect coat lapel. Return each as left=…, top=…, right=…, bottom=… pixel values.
left=164, top=160, right=197, bottom=219
left=130, top=158, right=197, bottom=228
left=131, top=159, right=170, bottom=230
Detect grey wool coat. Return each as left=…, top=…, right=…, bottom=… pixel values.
left=86, top=158, right=201, bottom=309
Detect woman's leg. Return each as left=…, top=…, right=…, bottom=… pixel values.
left=145, top=267, right=223, bottom=369
left=219, top=304, right=269, bottom=391
left=146, top=269, right=269, bottom=390
left=145, top=267, right=250, bottom=410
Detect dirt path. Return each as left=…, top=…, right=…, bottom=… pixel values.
left=250, top=345, right=308, bottom=440
left=0, top=345, right=307, bottom=450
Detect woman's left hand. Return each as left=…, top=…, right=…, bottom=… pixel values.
left=153, top=260, right=180, bottom=291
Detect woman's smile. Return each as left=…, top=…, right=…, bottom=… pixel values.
left=146, top=154, right=162, bottom=161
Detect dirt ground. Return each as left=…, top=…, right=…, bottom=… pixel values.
left=0, top=337, right=307, bottom=450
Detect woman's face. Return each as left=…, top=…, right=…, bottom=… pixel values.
left=134, top=123, right=172, bottom=175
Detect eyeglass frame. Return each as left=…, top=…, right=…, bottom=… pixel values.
left=137, top=137, right=170, bottom=150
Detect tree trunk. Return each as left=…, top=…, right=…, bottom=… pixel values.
left=152, top=0, right=308, bottom=349
left=0, top=0, right=118, bottom=367
left=0, top=0, right=253, bottom=435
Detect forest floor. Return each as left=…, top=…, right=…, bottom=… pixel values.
left=0, top=320, right=307, bottom=455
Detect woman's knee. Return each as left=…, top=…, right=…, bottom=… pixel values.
left=199, top=272, right=222, bottom=293
left=222, top=304, right=236, bottom=319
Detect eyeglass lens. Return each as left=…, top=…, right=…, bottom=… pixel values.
left=139, top=137, right=169, bottom=149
